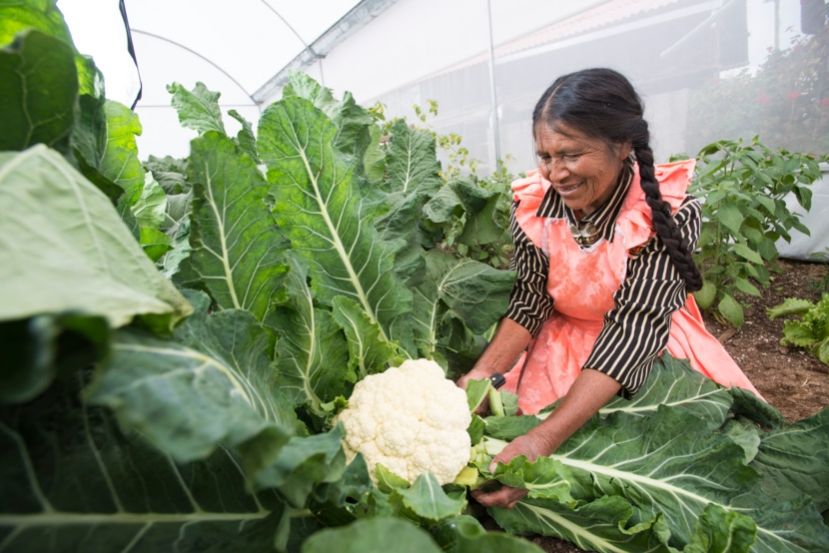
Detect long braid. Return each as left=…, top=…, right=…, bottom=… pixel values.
left=634, top=136, right=703, bottom=292
left=534, top=67, right=704, bottom=292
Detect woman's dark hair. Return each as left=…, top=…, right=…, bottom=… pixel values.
left=532, top=67, right=702, bottom=291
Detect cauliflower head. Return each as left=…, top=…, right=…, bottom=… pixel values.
left=338, top=358, right=471, bottom=484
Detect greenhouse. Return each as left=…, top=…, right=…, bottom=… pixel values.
left=1, top=1, right=828, bottom=552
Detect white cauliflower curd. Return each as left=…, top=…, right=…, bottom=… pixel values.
left=338, top=358, right=472, bottom=484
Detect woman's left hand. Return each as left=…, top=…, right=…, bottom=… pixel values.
left=471, top=431, right=551, bottom=509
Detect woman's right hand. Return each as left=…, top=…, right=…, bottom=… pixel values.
left=456, top=368, right=494, bottom=415
left=456, top=367, right=497, bottom=390
left=455, top=318, right=533, bottom=415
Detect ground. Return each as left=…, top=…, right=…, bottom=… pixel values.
left=527, top=258, right=829, bottom=553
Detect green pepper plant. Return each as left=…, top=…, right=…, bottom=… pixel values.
left=690, top=136, right=824, bottom=326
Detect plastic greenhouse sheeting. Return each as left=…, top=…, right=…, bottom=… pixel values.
left=777, top=167, right=829, bottom=261
left=58, top=0, right=828, bottom=258
left=60, top=0, right=365, bottom=158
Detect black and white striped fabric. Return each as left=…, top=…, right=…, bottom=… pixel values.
left=504, top=168, right=701, bottom=396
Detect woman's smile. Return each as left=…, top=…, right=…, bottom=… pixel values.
left=555, top=180, right=584, bottom=196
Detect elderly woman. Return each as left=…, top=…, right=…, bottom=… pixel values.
left=458, top=68, right=760, bottom=508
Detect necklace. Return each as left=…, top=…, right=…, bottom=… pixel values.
left=569, top=221, right=601, bottom=247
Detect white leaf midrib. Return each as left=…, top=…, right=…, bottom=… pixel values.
left=202, top=164, right=241, bottom=309
left=290, top=120, right=389, bottom=343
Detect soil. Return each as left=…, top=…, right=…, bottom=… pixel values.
left=526, top=258, right=829, bottom=553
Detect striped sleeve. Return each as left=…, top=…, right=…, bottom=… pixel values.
left=583, top=198, right=702, bottom=396
left=504, top=202, right=555, bottom=337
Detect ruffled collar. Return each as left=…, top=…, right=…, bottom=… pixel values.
left=510, top=158, right=695, bottom=251
left=616, top=158, right=696, bottom=250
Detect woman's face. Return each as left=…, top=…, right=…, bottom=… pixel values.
left=534, top=121, right=631, bottom=217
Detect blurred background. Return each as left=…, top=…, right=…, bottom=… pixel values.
left=59, top=0, right=828, bottom=166
left=60, top=0, right=828, bottom=253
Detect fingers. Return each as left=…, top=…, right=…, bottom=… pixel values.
left=471, top=485, right=527, bottom=509
left=489, top=443, right=518, bottom=472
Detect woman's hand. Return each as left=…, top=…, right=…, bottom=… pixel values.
left=456, top=367, right=495, bottom=390
left=472, top=370, right=622, bottom=509
left=456, top=368, right=493, bottom=415
left=471, top=430, right=553, bottom=509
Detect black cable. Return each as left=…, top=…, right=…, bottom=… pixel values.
left=119, top=0, right=143, bottom=109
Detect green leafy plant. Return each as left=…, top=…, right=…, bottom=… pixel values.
left=690, top=136, right=823, bottom=326
left=399, top=100, right=516, bottom=269
left=768, top=294, right=829, bottom=365
left=4, top=4, right=829, bottom=552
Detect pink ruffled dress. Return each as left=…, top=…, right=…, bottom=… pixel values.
left=503, top=159, right=761, bottom=414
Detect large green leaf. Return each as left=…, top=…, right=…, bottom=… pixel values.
left=597, top=356, right=733, bottom=427
left=453, top=178, right=506, bottom=247
left=0, top=0, right=97, bottom=94
left=0, top=146, right=191, bottom=331
left=70, top=93, right=122, bottom=202
left=282, top=72, right=337, bottom=114
left=728, top=387, right=785, bottom=430
left=373, top=120, right=443, bottom=276
left=412, top=250, right=513, bottom=358
left=0, top=30, right=76, bottom=151
left=282, top=72, right=374, bottom=159
left=301, top=516, right=444, bottom=553
left=493, top=498, right=757, bottom=553
left=533, top=407, right=829, bottom=552
left=87, top=291, right=295, bottom=474
left=310, top=455, right=373, bottom=522
left=228, top=108, right=260, bottom=163
left=486, top=355, right=732, bottom=440
left=0, top=1, right=73, bottom=48
left=0, top=372, right=286, bottom=552
left=362, top=124, right=386, bottom=185
left=715, top=204, right=744, bottom=235
left=494, top=456, right=576, bottom=503
left=751, top=408, right=829, bottom=511
left=258, top=96, right=412, bottom=344
left=252, top=426, right=347, bottom=506
left=144, top=154, right=190, bottom=194
left=491, top=495, right=666, bottom=553
left=100, top=101, right=145, bottom=200
left=434, top=256, right=515, bottom=334
left=728, top=494, right=829, bottom=553
left=167, top=81, right=225, bottom=135
left=71, top=99, right=147, bottom=231
left=395, top=473, right=466, bottom=521
left=270, top=254, right=350, bottom=415
left=683, top=504, right=757, bottom=553
left=132, top=174, right=167, bottom=229
left=331, top=296, right=404, bottom=381
left=183, top=131, right=287, bottom=322
left=384, top=119, right=442, bottom=196
left=423, top=183, right=464, bottom=223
